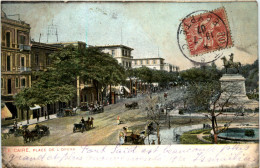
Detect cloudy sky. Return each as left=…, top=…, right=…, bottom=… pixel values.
left=2, top=2, right=258, bottom=70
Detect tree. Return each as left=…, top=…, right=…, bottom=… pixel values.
left=80, top=47, right=126, bottom=104
left=14, top=88, right=36, bottom=124
left=142, top=95, right=164, bottom=145
left=180, top=65, right=221, bottom=84
left=185, top=81, right=242, bottom=144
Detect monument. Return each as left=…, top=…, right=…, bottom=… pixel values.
left=219, top=54, right=258, bottom=110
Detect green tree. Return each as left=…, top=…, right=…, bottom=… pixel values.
left=14, top=88, right=36, bottom=124
left=80, top=47, right=126, bottom=103
left=185, top=81, right=242, bottom=144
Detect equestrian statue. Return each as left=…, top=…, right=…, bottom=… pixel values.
left=221, top=53, right=241, bottom=73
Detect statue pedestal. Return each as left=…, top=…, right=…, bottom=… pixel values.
left=219, top=74, right=258, bottom=110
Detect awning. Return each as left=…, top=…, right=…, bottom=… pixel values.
left=30, top=105, right=41, bottom=110
left=123, top=86, right=131, bottom=93
left=1, top=105, right=12, bottom=119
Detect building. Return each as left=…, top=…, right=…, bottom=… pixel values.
left=132, top=57, right=165, bottom=70
left=1, top=11, right=31, bottom=123
left=31, top=41, right=61, bottom=72
left=30, top=41, right=61, bottom=117
left=164, top=63, right=174, bottom=72
left=96, top=45, right=134, bottom=69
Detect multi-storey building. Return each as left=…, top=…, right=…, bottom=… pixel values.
left=132, top=57, right=165, bottom=70
left=31, top=41, right=61, bottom=72
left=30, top=41, right=61, bottom=117
left=164, top=63, right=174, bottom=72
left=1, top=11, right=31, bottom=122
left=96, top=45, right=134, bottom=101
left=97, top=45, right=133, bottom=69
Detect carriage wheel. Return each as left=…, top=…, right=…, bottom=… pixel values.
left=14, top=131, right=19, bottom=137
left=73, top=127, right=76, bottom=133
left=46, top=130, right=50, bottom=136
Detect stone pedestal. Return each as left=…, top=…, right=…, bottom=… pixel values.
left=219, top=74, right=258, bottom=110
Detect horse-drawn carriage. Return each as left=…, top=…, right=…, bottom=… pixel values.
left=89, top=104, right=104, bottom=114
left=73, top=117, right=94, bottom=133
left=7, top=125, right=28, bottom=137
left=57, top=107, right=79, bottom=117
left=23, top=124, right=50, bottom=143
left=125, top=102, right=139, bottom=109
left=120, top=127, right=144, bottom=145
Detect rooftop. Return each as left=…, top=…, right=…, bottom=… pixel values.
left=95, top=45, right=134, bottom=50
left=133, top=57, right=165, bottom=60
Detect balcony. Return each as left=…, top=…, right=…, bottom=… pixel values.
left=19, top=44, right=31, bottom=51
left=19, top=66, right=31, bottom=72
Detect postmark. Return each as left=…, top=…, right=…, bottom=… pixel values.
left=177, top=8, right=233, bottom=64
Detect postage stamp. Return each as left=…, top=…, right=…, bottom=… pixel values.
left=182, top=7, right=232, bottom=56
left=177, top=8, right=233, bottom=64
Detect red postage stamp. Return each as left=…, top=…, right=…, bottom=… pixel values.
left=182, top=7, right=232, bottom=56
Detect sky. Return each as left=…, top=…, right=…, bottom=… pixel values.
left=2, top=2, right=258, bottom=70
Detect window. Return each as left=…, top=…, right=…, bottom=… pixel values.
left=135, top=60, right=137, bottom=65
left=1, top=78, right=4, bottom=88
left=21, top=78, right=26, bottom=88
left=126, top=62, right=128, bottom=67
left=140, top=60, right=143, bottom=65
left=7, top=79, right=11, bottom=94
left=122, top=49, right=124, bottom=56
left=129, top=63, right=131, bottom=67
left=15, top=78, right=19, bottom=88
left=123, top=61, right=125, bottom=66
left=35, top=53, right=39, bottom=66
left=19, top=35, right=25, bottom=45
left=21, top=57, right=25, bottom=67
left=46, top=53, right=50, bottom=65
left=7, top=55, right=11, bottom=71
left=146, top=60, right=149, bottom=64
left=6, top=32, right=10, bottom=47
left=153, top=60, right=156, bottom=64
left=112, top=50, right=115, bottom=56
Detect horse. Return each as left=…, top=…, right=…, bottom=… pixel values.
left=23, top=129, right=34, bottom=143
left=90, top=117, right=94, bottom=128
left=221, top=56, right=241, bottom=73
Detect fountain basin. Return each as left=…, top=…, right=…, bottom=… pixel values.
left=218, top=127, right=259, bottom=141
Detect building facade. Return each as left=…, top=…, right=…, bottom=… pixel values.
left=97, top=45, right=133, bottom=69
left=164, top=63, right=174, bottom=72
left=132, top=57, right=165, bottom=70
left=31, top=41, right=61, bottom=72
left=1, top=11, right=31, bottom=121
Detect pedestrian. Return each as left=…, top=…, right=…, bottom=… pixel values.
left=117, top=116, right=120, bottom=125
left=119, top=131, right=125, bottom=145
left=13, top=119, right=17, bottom=130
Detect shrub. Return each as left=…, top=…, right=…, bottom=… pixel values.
left=245, top=129, right=255, bottom=137
left=179, top=109, right=184, bottom=115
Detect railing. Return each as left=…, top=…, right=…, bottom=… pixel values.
left=19, top=44, right=31, bottom=51
left=20, top=67, right=31, bottom=72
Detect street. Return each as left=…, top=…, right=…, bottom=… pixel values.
left=2, top=87, right=258, bottom=146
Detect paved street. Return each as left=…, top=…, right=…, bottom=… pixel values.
left=2, top=87, right=258, bottom=146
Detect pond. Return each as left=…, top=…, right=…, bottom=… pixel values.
left=144, top=124, right=204, bottom=145
left=218, top=128, right=259, bottom=141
